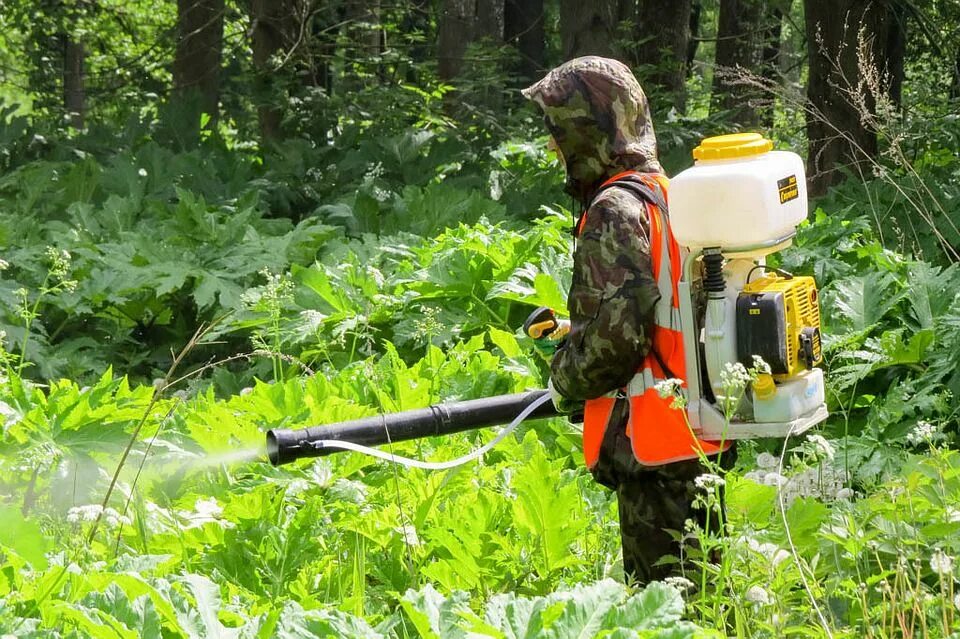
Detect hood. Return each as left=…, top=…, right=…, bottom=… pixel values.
left=522, top=56, right=663, bottom=205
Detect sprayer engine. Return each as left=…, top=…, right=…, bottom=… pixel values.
left=670, top=133, right=828, bottom=440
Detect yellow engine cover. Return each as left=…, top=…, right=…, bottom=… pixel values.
left=739, top=273, right=822, bottom=378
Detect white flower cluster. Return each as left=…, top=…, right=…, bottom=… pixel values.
left=0, top=258, right=9, bottom=271
left=737, top=534, right=791, bottom=568
left=66, top=504, right=131, bottom=528
left=694, top=473, right=725, bottom=490
left=300, top=309, right=327, bottom=331
left=745, top=460, right=850, bottom=506
left=654, top=378, right=684, bottom=399
left=745, top=585, right=772, bottom=606
left=930, top=549, right=955, bottom=576
left=907, top=420, right=938, bottom=445
left=751, top=355, right=772, bottom=376
left=663, top=575, right=695, bottom=591
left=720, top=362, right=751, bottom=391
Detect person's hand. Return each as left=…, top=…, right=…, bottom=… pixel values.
left=531, top=318, right=570, bottom=359
left=547, top=378, right=577, bottom=414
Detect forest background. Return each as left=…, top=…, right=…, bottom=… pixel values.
left=1, top=0, right=960, bottom=637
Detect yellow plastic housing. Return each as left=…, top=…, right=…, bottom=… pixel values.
left=742, top=273, right=822, bottom=378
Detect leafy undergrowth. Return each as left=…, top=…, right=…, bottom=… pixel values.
left=2, top=111, right=960, bottom=636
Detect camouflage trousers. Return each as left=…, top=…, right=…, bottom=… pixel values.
left=590, top=398, right=735, bottom=585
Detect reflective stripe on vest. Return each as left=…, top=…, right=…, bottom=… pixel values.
left=580, top=171, right=731, bottom=468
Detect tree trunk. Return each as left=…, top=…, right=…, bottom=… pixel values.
left=804, top=0, right=894, bottom=196
left=505, top=0, right=546, bottom=84
left=635, top=0, right=693, bottom=111
left=438, top=0, right=504, bottom=82
left=62, top=36, right=86, bottom=130
left=883, top=3, right=907, bottom=109
left=712, top=0, right=767, bottom=127
left=687, top=2, right=703, bottom=74
left=250, top=0, right=297, bottom=141
left=403, top=0, right=432, bottom=82
left=174, top=0, right=225, bottom=122
left=346, top=0, right=383, bottom=64
left=439, top=0, right=475, bottom=81
left=559, top=0, right=629, bottom=61
left=758, top=6, right=783, bottom=127
left=952, top=48, right=960, bottom=100
left=478, top=0, right=505, bottom=40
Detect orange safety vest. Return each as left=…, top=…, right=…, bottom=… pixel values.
left=578, top=171, right=731, bottom=468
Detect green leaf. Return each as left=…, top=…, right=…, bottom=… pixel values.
left=0, top=507, right=49, bottom=569
left=399, top=583, right=472, bottom=639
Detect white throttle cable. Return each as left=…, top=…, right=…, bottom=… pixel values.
left=309, top=392, right=553, bottom=470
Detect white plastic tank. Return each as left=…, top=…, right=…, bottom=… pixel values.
left=752, top=368, right=825, bottom=423
left=669, top=133, right=808, bottom=251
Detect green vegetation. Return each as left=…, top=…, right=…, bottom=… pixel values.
left=2, top=0, right=960, bottom=637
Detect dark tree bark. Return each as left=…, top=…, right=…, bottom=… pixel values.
left=687, top=2, right=703, bottom=74
left=438, top=0, right=504, bottom=82
left=952, top=48, right=960, bottom=99
left=402, top=0, right=432, bottom=82
left=804, top=0, right=896, bottom=195
left=759, top=2, right=790, bottom=129
left=711, top=0, right=767, bottom=127
left=439, top=0, right=475, bottom=81
left=174, top=0, right=225, bottom=122
left=250, top=0, right=298, bottom=141
left=559, top=0, right=630, bottom=61
left=505, top=0, right=545, bottom=83
left=883, top=2, right=907, bottom=109
left=635, top=0, right=693, bottom=111
left=62, top=36, right=86, bottom=130
left=346, top=0, right=383, bottom=61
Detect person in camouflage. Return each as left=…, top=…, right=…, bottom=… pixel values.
left=523, top=56, right=728, bottom=585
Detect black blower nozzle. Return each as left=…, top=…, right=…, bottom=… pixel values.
left=266, top=390, right=561, bottom=466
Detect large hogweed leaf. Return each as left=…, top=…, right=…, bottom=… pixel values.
left=399, top=580, right=699, bottom=639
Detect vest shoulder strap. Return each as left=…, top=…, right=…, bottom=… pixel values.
left=577, top=172, right=669, bottom=237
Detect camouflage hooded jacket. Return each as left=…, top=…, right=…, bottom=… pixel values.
left=523, top=57, right=664, bottom=401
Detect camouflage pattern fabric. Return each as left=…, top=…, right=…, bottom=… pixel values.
left=521, top=56, right=662, bottom=205
left=522, top=57, right=663, bottom=402
left=524, top=56, right=733, bottom=584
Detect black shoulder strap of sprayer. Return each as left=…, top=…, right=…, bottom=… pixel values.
left=576, top=172, right=669, bottom=238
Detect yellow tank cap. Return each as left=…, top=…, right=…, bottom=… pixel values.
left=753, top=373, right=777, bottom=400
left=693, top=133, right=774, bottom=161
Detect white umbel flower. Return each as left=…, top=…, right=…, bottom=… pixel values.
left=654, top=378, right=684, bottom=399
left=720, top=362, right=751, bottom=391
left=930, top=549, right=954, bottom=576
left=907, top=420, right=937, bottom=445
left=745, top=585, right=772, bottom=605
left=664, top=576, right=695, bottom=591
left=751, top=355, right=772, bottom=375
left=756, top=452, right=778, bottom=470
left=694, top=474, right=725, bottom=490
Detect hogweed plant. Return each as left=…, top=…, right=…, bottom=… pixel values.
left=13, top=247, right=77, bottom=376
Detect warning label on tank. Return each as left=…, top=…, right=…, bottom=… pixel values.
left=778, top=175, right=799, bottom=204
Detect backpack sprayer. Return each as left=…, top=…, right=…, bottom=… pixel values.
left=266, top=133, right=827, bottom=467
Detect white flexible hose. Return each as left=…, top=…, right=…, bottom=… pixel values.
left=310, top=392, right=553, bottom=470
